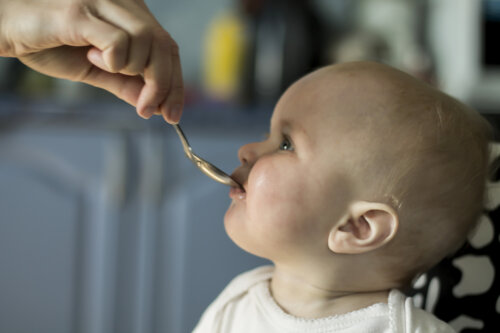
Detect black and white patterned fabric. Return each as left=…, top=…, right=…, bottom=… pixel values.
left=408, top=143, right=500, bottom=333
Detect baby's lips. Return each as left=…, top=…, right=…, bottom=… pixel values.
left=230, top=172, right=246, bottom=191
left=229, top=185, right=247, bottom=200
left=231, top=178, right=246, bottom=192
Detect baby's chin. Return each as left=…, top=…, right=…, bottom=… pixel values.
left=223, top=197, right=240, bottom=226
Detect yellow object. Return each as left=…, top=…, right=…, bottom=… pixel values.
left=203, top=11, right=247, bottom=100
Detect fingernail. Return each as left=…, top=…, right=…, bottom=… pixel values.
left=169, top=104, right=182, bottom=122
left=142, top=106, right=156, bottom=119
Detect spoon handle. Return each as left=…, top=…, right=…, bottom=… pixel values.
left=172, top=124, right=193, bottom=158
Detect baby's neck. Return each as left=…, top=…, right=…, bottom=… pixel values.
left=270, top=266, right=390, bottom=319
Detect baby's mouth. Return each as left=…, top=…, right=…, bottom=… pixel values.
left=229, top=185, right=246, bottom=200
left=229, top=172, right=245, bottom=190
left=229, top=173, right=246, bottom=199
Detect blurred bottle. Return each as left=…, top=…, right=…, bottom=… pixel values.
left=203, top=0, right=324, bottom=106
left=203, top=9, right=248, bottom=102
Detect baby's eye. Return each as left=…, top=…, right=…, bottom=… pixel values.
left=279, top=137, right=293, bottom=151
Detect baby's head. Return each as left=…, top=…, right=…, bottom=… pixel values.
left=226, top=61, right=491, bottom=289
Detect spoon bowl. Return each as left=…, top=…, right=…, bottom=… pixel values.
left=172, top=124, right=240, bottom=188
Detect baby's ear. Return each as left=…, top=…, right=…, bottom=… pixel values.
left=328, top=201, right=398, bottom=254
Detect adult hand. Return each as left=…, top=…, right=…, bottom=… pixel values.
left=0, top=0, right=184, bottom=123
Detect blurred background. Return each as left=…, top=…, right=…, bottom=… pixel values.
left=0, top=0, right=499, bottom=332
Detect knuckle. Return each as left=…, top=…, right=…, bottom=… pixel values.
left=62, top=5, right=82, bottom=30
left=105, top=31, right=129, bottom=71
left=121, top=67, right=140, bottom=76
left=132, top=24, right=152, bottom=40
left=111, top=30, right=129, bottom=49
left=63, top=1, right=94, bottom=23
left=63, top=3, right=82, bottom=20
left=121, top=62, right=143, bottom=76
left=150, top=81, right=170, bottom=95
left=62, top=1, right=98, bottom=43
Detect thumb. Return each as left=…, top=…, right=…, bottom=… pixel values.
left=19, top=45, right=144, bottom=107
left=85, top=48, right=146, bottom=108
left=87, top=47, right=110, bottom=72
left=81, top=66, right=144, bottom=107
left=63, top=10, right=129, bottom=73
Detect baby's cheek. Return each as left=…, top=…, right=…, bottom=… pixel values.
left=249, top=160, right=295, bottom=206
left=248, top=161, right=312, bottom=233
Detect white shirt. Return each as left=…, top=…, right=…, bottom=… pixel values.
left=193, top=266, right=455, bottom=333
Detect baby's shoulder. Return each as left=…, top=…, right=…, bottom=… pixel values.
left=193, top=265, right=274, bottom=333
left=212, top=265, right=274, bottom=309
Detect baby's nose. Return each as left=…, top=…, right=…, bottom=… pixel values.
left=237, top=141, right=261, bottom=166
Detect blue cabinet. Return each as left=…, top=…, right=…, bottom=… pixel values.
left=0, top=100, right=270, bottom=333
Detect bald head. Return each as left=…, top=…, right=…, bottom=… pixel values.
left=289, top=61, right=491, bottom=280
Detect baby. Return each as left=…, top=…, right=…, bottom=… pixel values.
left=193, top=61, right=491, bottom=332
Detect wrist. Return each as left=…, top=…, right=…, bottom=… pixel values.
left=0, top=2, right=14, bottom=57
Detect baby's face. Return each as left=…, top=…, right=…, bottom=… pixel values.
left=224, top=68, right=370, bottom=262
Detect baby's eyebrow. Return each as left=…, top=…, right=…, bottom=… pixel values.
left=270, top=119, right=292, bottom=133
left=272, top=119, right=310, bottom=145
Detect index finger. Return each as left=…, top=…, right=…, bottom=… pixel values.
left=160, top=41, right=184, bottom=124
left=135, top=32, right=173, bottom=118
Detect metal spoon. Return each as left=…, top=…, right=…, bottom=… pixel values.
left=172, top=124, right=240, bottom=187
